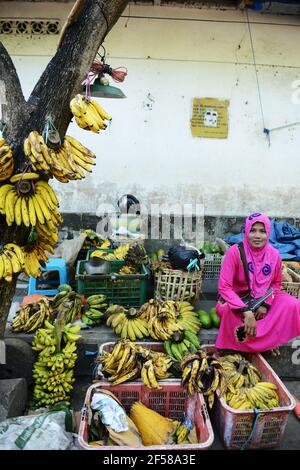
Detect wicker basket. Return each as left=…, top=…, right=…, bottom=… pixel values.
left=154, top=265, right=202, bottom=302
left=281, top=267, right=300, bottom=299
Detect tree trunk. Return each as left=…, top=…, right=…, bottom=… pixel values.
left=0, top=0, right=129, bottom=339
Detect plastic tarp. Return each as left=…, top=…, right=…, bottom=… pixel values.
left=225, top=219, right=300, bottom=260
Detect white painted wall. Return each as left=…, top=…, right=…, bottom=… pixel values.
left=1, top=2, right=300, bottom=217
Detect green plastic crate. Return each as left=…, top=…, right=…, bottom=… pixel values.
left=86, top=248, right=124, bottom=273
left=75, top=261, right=148, bottom=308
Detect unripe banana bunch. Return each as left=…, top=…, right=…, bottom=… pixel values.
left=0, top=179, right=59, bottom=228
left=23, top=240, right=54, bottom=278
left=101, top=340, right=141, bottom=385
left=181, top=350, right=226, bottom=408
left=0, top=138, right=14, bottom=181
left=70, top=94, right=112, bottom=133
left=172, top=422, right=191, bottom=444
left=62, top=322, right=81, bottom=343
left=0, top=243, right=24, bottom=282
left=225, top=382, right=280, bottom=411
left=164, top=329, right=200, bottom=361
left=175, top=301, right=201, bottom=334
left=12, top=298, right=52, bottom=333
left=81, top=294, right=108, bottom=326
left=54, top=294, right=83, bottom=325
left=32, top=320, right=80, bottom=407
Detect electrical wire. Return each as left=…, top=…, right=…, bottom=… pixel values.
left=246, top=8, right=266, bottom=131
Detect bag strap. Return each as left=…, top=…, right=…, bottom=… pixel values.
left=237, top=242, right=251, bottom=294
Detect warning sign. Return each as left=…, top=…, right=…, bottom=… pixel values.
left=191, top=98, right=229, bottom=138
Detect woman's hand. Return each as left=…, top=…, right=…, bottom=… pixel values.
left=243, top=310, right=256, bottom=337
left=255, top=306, right=268, bottom=320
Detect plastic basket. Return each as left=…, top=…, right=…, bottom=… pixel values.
left=78, top=381, right=214, bottom=451
left=202, top=254, right=224, bottom=279
left=202, top=344, right=296, bottom=450
left=86, top=249, right=124, bottom=272
left=281, top=267, right=300, bottom=299
left=154, top=266, right=202, bottom=302
left=75, top=261, right=148, bottom=308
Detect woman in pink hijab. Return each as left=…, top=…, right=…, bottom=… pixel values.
left=215, top=213, right=300, bottom=352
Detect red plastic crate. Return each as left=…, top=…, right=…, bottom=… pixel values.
left=78, top=382, right=214, bottom=451
left=202, top=344, right=296, bottom=450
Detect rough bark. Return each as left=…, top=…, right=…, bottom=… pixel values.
left=0, top=0, right=129, bottom=339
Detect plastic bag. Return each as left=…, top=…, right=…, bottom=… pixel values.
left=0, top=410, right=74, bottom=450
left=168, top=245, right=204, bottom=272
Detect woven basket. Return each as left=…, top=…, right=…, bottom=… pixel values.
left=281, top=267, right=300, bottom=299
left=154, top=265, right=202, bottom=302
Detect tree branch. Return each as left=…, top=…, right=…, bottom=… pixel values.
left=25, top=0, right=129, bottom=137
left=0, top=42, right=27, bottom=141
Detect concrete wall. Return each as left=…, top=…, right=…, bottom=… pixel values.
left=1, top=2, right=300, bottom=217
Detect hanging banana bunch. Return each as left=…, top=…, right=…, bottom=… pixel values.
left=0, top=178, right=59, bottom=228
left=70, top=94, right=112, bottom=133
left=23, top=131, right=97, bottom=183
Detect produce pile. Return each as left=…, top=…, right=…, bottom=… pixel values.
left=100, top=340, right=173, bottom=387
left=11, top=285, right=108, bottom=332
left=105, top=299, right=201, bottom=349
left=218, top=354, right=280, bottom=410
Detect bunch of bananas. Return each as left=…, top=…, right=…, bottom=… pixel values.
left=218, top=354, right=262, bottom=390
left=225, top=382, right=280, bottom=410
left=24, top=131, right=96, bottom=183
left=32, top=319, right=81, bottom=407
left=0, top=243, right=24, bottom=281
left=91, top=244, right=130, bottom=261
left=164, top=329, right=200, bottom=361
left=106, top=305, right=149, bottom=340
left=172, top=422, right=191, bottom=444
left=11, top=298, right=51, bottom=333
left=118, top=265, right=136, bottom=274
left=181, top=350, right=226, bottom=408
left=124, top=244, right=148, bottom=271
left=0, top=138, right=13, bottom=181
left=52, top=289, right=83, bottom=324
left=148, top=301, right=181, bottom=341
left=0, top=179, right=59, bottom=228
left=175, top=301, right=201, bottom=334
left=81, top=231, right=110, bottom=249
left=101, top=340, right=141, bottom=385
left=138, top=299, right=201, bottom=340
left=23, top=240, right=54, bottom=277
left=81, top=294, right=108, bottom=326
left=70, top=94, right=112, bottom=133
left=140, top=353, right=173, bottom=389
left=100, top=340, right=173, bottom=387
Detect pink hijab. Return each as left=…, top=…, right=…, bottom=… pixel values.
left=243, top=213, right=275, bottom=298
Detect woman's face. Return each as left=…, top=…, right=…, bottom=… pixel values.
left=248, top=222, right=268, bottom=249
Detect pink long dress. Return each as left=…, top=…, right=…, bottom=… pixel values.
left=215, top=244, right=300, bottom=352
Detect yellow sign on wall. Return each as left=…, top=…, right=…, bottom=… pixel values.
left=191, top=98, right=229, bottom=138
